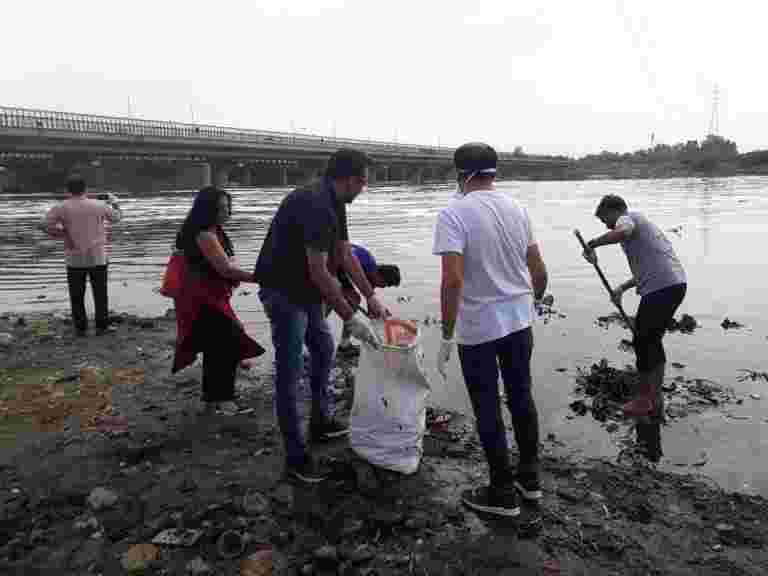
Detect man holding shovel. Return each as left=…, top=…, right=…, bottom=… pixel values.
left=582, top=194, right=687, bottom=418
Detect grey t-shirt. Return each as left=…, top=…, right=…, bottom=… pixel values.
left=618, top=211, right=686, bottom=296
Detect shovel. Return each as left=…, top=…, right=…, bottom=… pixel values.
left=574, top=229, right=637, bottom=339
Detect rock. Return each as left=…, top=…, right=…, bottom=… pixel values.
left=271, top=484, right=294, bottom=508
left=87, top=487, right=118, bottom=511
left=721, top=317, right=744, bottom=330
left=217, top=530, right=246, bottom=559
left=241, top=548, right=274, bottom=576
left=15, top=317, right=26, bottom=327
left=0, top=333, right=14, bottom=347
left=73, top=515, right=100, bottom=533
left=715, top=523, right=735, bottom=533
left=404, top=513, right=430, bottom=531
left=186, top=556, right=213, bottom=575
left=314, top=545, right=339, bottom=566
left=343, top=544, right=375, bottom=565
left=70, top=539, right=105, bottom=571
left=341, top=518, right=364, bottom=537
left=557, top=487, right=587, bottom=503
left=569, top=399, right=589, bottom=416
left=121, top=543, right=159, bottom=572
left=242, top=490, right=270, bottom=515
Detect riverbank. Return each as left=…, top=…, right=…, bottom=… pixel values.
left=1, top=311, right=767, bottom=575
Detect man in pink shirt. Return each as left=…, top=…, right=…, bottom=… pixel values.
left=43, top=176, right=122, bottom=336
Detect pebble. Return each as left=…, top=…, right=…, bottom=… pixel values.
left=271, top=484, right=294, bottom=508
left=313, top=545, right=338, bottom=564
left=87, top=487, right=118, bottom=511
left=186, top=556, right=212, bottom=575
left=715, top=523, right=735, bottom=533
left=0, top=333, right=14, bottom=347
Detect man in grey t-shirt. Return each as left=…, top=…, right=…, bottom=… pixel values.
left=583, top=195, right=687, bottom=419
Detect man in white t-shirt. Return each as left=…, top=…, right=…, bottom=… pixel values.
left=433, top=143, right=548, bottom=518
left=583, top=195, right=686, bottom=421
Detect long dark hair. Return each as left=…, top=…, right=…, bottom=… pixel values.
left=176, top=186, right=234, bottom=256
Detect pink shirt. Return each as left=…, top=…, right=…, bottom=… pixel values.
left=45, top=196, right=121, bottom=267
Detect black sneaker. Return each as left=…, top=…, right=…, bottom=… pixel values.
left=513, top=475, right=543, bottom=501
left=286, top=456, right=327, bottom=484
left=310, top=418, right=350, bottom=443
left=461, top=486, right=520, bottom=518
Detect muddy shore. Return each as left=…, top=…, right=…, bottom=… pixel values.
left=1, top=312, right=767, bottom=575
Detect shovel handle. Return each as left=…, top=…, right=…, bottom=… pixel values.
left=574, top=229, right=636, bottom=338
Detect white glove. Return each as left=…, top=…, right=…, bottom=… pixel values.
left=437, top=338, right=455, bottom=380
left=345, top=313, right=381, bottom=349
left=106, top=193, right=119, bottom=204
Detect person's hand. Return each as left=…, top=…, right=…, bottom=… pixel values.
left=345, top=313, right=381, bottom=349
left=437, top=338, right=455, bottom=380
left=106, top=193, right=119, bottom=204
left=610, top=286, right=623, bottom=307
left=582, top=246, right=597, bottom=265
left=366, top=294, right=389, bottom=319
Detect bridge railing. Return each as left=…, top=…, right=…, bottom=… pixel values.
left=0, top=105, right=561, bottom=163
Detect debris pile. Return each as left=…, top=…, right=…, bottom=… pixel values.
left=571, top=359, right=738, bottom=423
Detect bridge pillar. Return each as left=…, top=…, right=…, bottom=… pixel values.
left=214, top=166, right=230, bottom=187
left=408, top=166, right=424, bottom=185
left=240, top=167, right=252, bottom=187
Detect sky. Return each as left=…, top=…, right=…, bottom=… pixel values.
left=1, top=0, right=765, bottom=157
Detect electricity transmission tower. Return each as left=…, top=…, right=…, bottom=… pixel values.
left=708, top=84, right=720, bottom=137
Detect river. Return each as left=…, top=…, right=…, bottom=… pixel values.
left=2, top=176, right=767, bottom=495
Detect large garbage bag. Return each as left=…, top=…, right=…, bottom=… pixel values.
left=349, top=319, right=431, bottom=474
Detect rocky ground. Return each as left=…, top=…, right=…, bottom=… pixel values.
left=1, top=312, right=768, bottom=575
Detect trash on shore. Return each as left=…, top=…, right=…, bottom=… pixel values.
left=668, top=313, right=698, bottom=334
left=737, top=369, right=768, bottom=383
left=535, top=293, right=567, bottom=323
left=572, top=359, right=738, bottom=423
left=597, top=312, right=699, bottom=334
left=721, top=317, right=744, bottom=330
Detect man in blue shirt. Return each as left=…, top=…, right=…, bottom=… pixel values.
left=255, top=149, right=385, bottom=484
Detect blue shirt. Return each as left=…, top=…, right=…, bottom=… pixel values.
left=255, top=178, right=348, bottom=304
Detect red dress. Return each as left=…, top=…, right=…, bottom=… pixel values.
left=172, top=263, right=264, bottom=374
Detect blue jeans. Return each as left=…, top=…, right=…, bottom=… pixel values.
left=458, top=327, right=539, bottom=487
left=259, top=287, right=335, bottom=467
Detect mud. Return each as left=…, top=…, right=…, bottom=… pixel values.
left=1, top=312, right=767, bottom=575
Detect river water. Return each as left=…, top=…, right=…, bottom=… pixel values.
left=2, top=177, right=767, bottom=495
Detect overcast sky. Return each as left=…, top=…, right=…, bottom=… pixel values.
left=1, top=1, right=764, bottom=157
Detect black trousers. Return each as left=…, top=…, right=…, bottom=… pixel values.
left=66, top=265, right=108, bottom=333
left=634, top=283, right=687, bottom=372
left=458, top=327, right=540, bottom=487
left=195, top=305, right=240, bottom=402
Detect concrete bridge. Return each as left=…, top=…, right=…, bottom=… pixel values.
left=0, top=106, right=572, bottom=192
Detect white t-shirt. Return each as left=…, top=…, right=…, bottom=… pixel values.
left=432, top=188, right=536, bottom=346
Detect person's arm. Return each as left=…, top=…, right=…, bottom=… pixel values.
left=440, top=252, right=464, bottom=340
left=197, top=230, right=255, bottom=282
left=43, top=205, right=65, bottom=237
left=103, top=194, right=122, bottom=223
left=587, top=228, right=630, bottom=249
left=588, top=215, right=635, bottom=249
left=526, top=243, right=548, bottom=300
left=306, top=247, right=355, bottom=321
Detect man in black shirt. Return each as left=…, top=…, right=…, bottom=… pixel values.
left=256, top=148, right=383, bottom=483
